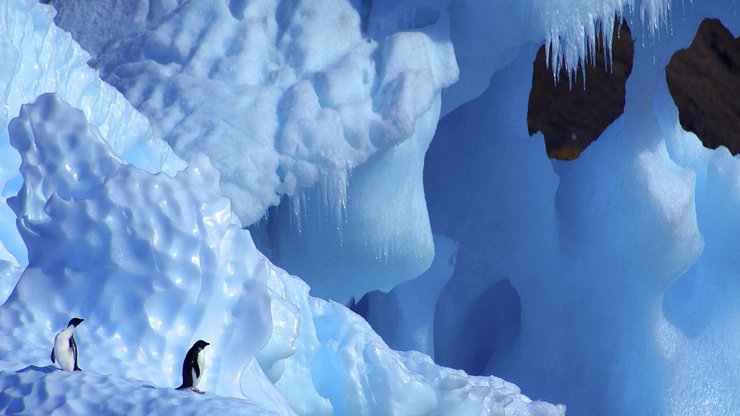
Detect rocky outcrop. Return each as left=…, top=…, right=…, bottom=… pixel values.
left=528, top=19, right=633, bottom=160
left=666, top=18, right=740, bottom=154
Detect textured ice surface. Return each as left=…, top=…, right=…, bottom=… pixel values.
left=259, top=265, right=564, bottom=416
left=260, top=95, right=440, bottom=300
left=0, top=0, right=184, bottom=296
left=1, top=93, right=273, bottom=398
left=48, top=0, right=672, bottom=302
left=414, top=2, right=740, bottom=414
left=73, top=0, right=458, bottom=226
left=51, top=0, right=457, bottom=299
left=0, top=93, right=563, bottom=415
left=0, top=365, right=279, bottom=416
left=7, top=0, right=740, bottom=414
left=0, top=1, right=182, bottom=174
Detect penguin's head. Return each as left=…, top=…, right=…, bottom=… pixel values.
left=193, top=340, right=210, bottom=350
left=68, top=318, right=84, bottom=328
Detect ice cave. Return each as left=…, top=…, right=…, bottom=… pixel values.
left=1, top=0, right=739, bottom=415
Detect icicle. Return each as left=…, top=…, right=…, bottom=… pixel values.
left=543, top=0, right=671, bottom=85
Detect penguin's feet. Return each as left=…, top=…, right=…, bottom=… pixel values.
left=192, top=388, right=205, bottom=394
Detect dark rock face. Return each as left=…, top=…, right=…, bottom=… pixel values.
left=527, top=19, right=634, bottom=160
left=666, top=19, right=740, bottom=154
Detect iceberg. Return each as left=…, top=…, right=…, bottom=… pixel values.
left=2, top=0, right=740, bottom=414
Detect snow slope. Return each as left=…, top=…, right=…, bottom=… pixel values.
left=0, top=92, right=563, bottom=415
left=0, top=365, right=279, bottom=416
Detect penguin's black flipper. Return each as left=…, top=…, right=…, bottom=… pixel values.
left=70, top=335, right=82, bottom=371
left=50, top=347, right=56, bottom=364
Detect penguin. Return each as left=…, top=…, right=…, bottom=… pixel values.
left=51, top=317, right=84, bottom=372
left=176, top=340, right=210, bottom=393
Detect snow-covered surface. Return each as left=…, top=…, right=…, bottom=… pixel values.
left=1, top=92, right=273, bottom=398
left=0, top=92, right=563, bottom=415
left=85, top=0, right=458, bottom=226
left=0, top=365, right=279, bottom=416
left=53, top=0, right=460, bottom=300
left=262, top=265, right=562, bottom=416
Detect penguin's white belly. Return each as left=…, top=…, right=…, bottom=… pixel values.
left=192, top=351, right=205, bottom=388
left=54, top=334, right=75, bottom=372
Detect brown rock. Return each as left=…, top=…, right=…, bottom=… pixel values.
left=666, top=19, right=740, bottom=154
left=527, top=19, right=634, bottom=160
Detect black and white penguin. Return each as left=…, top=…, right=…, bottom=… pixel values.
left=51, top=317, right=84, bottom=372
left=176, top=340, right=210, bottom=393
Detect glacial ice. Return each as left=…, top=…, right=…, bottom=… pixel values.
left=0, top=92, right=563, bottom=415
left=2, top=0, right=740, bottom=414
left=48, top=0, right=676, bottom=302
left=52, top=0, right=461, bottom=300
left=419, top=2, right=740, bottom=415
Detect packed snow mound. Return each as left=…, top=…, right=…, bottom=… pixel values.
left=59, top=0, right=458, bottom=227
left=0, top=0, right=184, bottom=297
left=0, top=365, right=278, bottom=416
left=0, top=93, right=564, bottom=415
left=1, top=93, right=272, bottom=398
